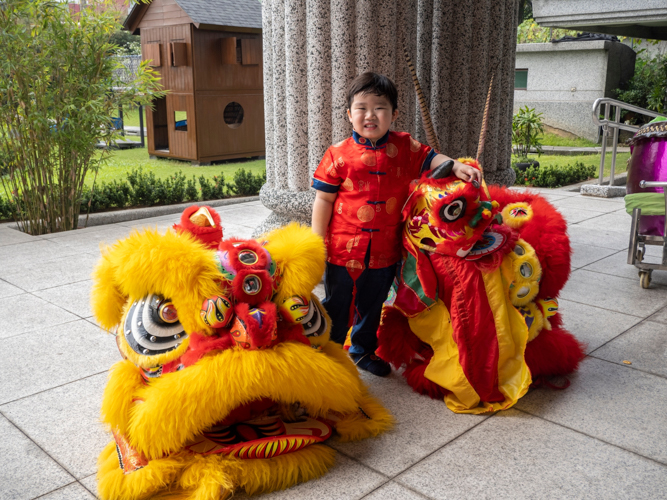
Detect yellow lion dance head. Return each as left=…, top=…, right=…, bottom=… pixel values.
left=92, top=207, right=392, bottom=500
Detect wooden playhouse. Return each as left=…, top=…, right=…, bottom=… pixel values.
left=124, top=0, right=264, bottom=164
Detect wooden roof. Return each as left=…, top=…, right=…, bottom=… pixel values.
left=124, top=0, right=262, bottom=35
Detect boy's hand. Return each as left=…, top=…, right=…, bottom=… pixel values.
left=452, top=161, right=482, bottom=185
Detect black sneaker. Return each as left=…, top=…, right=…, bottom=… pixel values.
left=352, top=353, right=391, bottom=377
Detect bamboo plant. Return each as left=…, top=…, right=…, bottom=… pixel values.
left=0, top=0, right=164, bottom=234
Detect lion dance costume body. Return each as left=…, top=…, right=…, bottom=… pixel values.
left=376, top=160, right=586, bottom=414
left=92, top=206, right=392, bottom=500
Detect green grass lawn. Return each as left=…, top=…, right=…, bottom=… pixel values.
left=537, top=133, right=599, bottom=148
left=88, top=146, right=265, bottom=187
left=119, top=107, right=147, bottom=128
left=529, top=152, right=631, bottom=178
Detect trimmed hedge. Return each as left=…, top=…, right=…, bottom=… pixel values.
left=512, top=161, right=596, bottom=188
left=0, top=167, right=266, bottom=221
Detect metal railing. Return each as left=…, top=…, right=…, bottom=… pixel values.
left=591, top=98, right=666, bottom=186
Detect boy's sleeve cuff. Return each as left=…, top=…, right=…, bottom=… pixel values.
left=421, top=149, right=439, bottom=173
left=311, top=178, right=340, bottom=193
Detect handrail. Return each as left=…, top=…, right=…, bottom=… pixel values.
left=591, top=98, right=666, bottom=186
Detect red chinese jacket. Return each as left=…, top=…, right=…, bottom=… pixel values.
left=312, top=130, right=436, bottom=279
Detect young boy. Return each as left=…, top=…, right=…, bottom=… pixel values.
left=311, top=72, right=481, bottom=376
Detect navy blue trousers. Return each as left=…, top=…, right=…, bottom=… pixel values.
left=322, top=248, right=397, bottom=356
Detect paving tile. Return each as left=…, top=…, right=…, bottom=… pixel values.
left=516, top=357, right=667, bottom=465
left=397, top=409, right=667, bottom=500
left=46, top=225, right=134, bottom=255
left=39, top=482, right=96, bottom=500
left=552, top=195, right=626, bottom=213
left=560, top=269, right=667, bottom=317
left=79, top=475, right=98, bottom=499
left=362, top=481, right=430, bottom=500
left=591, top=321, right=667, bottom=378
left=0, top=319, right=118, bottom=405
left=0, top=239, right=79, bottom=270
left=313, top=283, right=325, bottom=301
left=0, top=293, right=79, bottom=340
left=557, top=298, right=642, bottom=353
left=2, top=373, right=108, bottom=480
left=216, top=206, right=272, bottom=227
left=329, top=371, right=487, bottom=476
left=0, top=413, right=74, bottom=500
left=574, top=212, right=632, bottom=234
left=236, top=454, right=386, bottom=500
left=116, top=220, right=175, bottom=233
left=0, top=253, right=99, bottom=292
left=566, top=224, right=630, bottom=251
left=581, top=249, right=667, bottom=287
left=222, top=222, right=256, bottom=239
left=33, top=280, right=94, bottom=318
left=0, top=277, right=23, bottom=298
left=551, top=206, right=607, bottom=225
left=0, top=225, right=39, bottom=246
left=570, top=243, right=618, bottom=269
left=648, top=305, right=667, bottom=325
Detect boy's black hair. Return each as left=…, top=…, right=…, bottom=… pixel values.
left=347, top=72, right=398, bottom=111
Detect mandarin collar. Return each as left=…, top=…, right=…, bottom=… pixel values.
left=352, top=130, right=390, bottom=148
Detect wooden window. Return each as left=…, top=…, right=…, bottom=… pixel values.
left=515, top=69, right=528, bottom=90
left=170, top=42, right=188, bottom=67
left=241, top=38, right=262, bottom=65
left=144, top=43, right=161, bottom=67
left=221, top=37, right=237, bottom=65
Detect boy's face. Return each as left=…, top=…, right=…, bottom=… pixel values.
left=347, top=93, right=398, bottom=143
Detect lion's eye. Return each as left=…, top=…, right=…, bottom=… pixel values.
left=158, top=302, right=179, bottom=323
left=439, top=197, right=466, bottom=222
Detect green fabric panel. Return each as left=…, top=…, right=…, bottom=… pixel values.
left=403, top=252, right=436, bottom=307
left=625, top=193, right=667, bottom=215
left=649, top=116, right=667, bottom=124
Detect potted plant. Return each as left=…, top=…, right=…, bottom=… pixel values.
left=512, top=106, right=544, bottom=171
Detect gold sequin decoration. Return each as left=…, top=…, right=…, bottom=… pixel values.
left=361, top=151, right=377, bottom=166
left=386, top=143, right=398, bottom=158
left=342, top=178, right=354, bottom=191
left=337, top=157, right=345, bottom=167
left=357, top=205, right=375, bottom=222
left=386, top=197, right=397, bottom=214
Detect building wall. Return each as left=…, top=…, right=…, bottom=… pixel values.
left=514, top=40, right=635, bottom=141
left=140, top=24, right=197, bottom=160
left=192, top=30, right=265, bottom=161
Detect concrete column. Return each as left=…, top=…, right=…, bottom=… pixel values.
left=257, top=0, right=518, bottom=234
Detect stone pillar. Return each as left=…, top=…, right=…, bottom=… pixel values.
left=258, top=0, right=518, bottom=234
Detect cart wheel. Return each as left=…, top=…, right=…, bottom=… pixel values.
left=639, top=270, right=652, bottom=289
left=636, top=246, right=645, bottom=262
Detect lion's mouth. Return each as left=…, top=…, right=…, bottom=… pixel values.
left=183, top=398, right=334, bottom=458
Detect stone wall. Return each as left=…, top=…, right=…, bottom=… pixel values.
left=258, top=0, right=519, bottom=232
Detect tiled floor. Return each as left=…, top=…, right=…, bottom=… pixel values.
left=1, top=193, right=666, bottom=500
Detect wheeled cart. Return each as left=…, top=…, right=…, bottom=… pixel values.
left=627, top=180, right=667, bottom=288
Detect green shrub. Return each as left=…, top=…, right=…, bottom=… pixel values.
left=513, top=161, right=596, bottom=188
left=614, top=50, right=667, bottom=117
left=0, top=196, right=18, bottom=220
left=229, top=169, right=266, bottom=196
left=199, top=174, right=227, bottom=200
left=185, top=176, right=199, bottom=201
